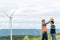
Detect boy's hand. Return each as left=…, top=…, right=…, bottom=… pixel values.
left=50, top=17, right=54, bottom=21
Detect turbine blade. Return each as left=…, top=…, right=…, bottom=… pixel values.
left=11, top=8, right=17, bottom=17
left=4, top=12, right=9, bottom=17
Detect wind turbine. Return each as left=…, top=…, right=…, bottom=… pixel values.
left=4, top=8, right=17, bottom=40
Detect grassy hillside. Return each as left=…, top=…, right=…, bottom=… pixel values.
left=0, top=33, right=60, bottom=40
left=0, top=35, right=40, bottom=40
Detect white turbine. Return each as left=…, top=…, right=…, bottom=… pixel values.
left=4, top=8, right=17, bottom=40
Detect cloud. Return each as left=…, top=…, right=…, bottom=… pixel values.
left=0, top=0, right=60, bottom=29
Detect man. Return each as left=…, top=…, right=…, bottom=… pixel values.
left=42, top=19, right=50, bottom=40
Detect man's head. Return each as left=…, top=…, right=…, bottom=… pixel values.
left=42, top=19, right=45, bottom=24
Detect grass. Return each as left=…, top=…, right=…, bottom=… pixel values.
left=0, top=33, right=60, bottom=40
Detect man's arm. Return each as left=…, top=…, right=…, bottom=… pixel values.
left=45, top=21, right=50, bottom=25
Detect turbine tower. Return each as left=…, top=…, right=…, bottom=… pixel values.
left=4, top=8, right=17, bottom=40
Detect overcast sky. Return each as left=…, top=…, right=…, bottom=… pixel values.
left=0, top=0, right=60, bottom=29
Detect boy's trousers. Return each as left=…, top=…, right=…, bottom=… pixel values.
left=52, top=34, right=56, bottom=40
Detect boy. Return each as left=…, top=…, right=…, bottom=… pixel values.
left=50, top=21, right=56, bottom=40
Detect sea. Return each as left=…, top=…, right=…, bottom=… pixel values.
left=0, top=29, right=60, bottom=37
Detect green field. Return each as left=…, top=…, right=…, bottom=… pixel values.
left=0, top=33, right=60, bottom=40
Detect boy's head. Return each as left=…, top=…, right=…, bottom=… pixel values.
left=50, top=21, right=54, bottom=25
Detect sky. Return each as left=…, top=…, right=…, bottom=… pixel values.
left=0, top=0, right=60, bottom=29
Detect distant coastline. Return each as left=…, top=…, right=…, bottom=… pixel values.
left=0, top=29, right=60, bottom=37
